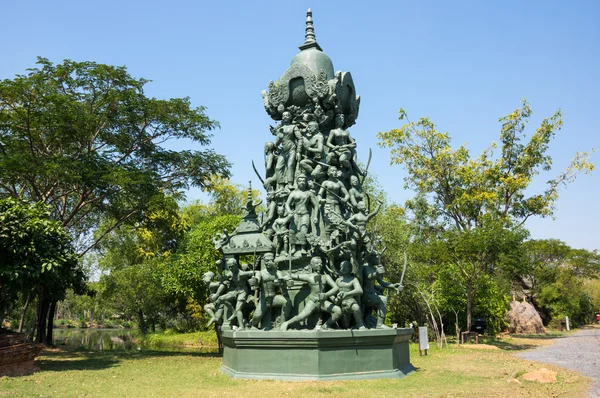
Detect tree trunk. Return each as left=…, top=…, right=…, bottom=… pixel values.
left=36, top=287, right=50, bottom=344
left=466, top=286, right=473, bottom=332
left=46, top=300, right=57, bottom=345
left=137, top=310, right=147, bottom=334
left=18, top=291, right=32, bottom=333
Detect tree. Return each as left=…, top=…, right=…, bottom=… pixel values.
left=0, top=198, right=85, bottom=343
left=377, top=101, right=594, bottom=330
left=522, top=239, right=600, bottom=325
left=0, top=57, right=231, bottom=255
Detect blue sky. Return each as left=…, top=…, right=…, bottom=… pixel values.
left=2, top=1, right=599, bottom=250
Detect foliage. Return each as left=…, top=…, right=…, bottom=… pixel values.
left=0, top=198, right=84, bottom=316
left=0, top=57, right=231, bottom=254
left=377, top=101, right=593, bottom=331
left=522, top=239, right=600, bottom=326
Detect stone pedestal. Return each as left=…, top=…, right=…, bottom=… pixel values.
left=221, top=328, right=414, bottom=381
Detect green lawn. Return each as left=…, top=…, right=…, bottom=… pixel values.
left=0, top=332, right=589, bottom=398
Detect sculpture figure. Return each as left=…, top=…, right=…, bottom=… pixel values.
left=273, top=111, right=299, bottom=187
left=249, top=253, right=292, bottom=329
left=298, top=121, right=326, bottom=180
left=202, top=271, right=234, bottom=327
left=280, top=257, right=342, bottom=330
left=348, top=175, right=364, bottom=209
left=286, top=175, right=319, bottom=255
left=226, top=258, right=255, bottom=330
left=326, top=114, right=361, bottom=177
left=318, top=166, right=349, bottom=243
left=334, top=260, right=365, bottom=330
left=362, top=251, right=403, bottom=329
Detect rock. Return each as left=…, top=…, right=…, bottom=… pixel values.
left=0, top=328, right=42, bottom=376
left=506, top=301, right=545, bottom=334
left=522, top=368, right=557, bottom=383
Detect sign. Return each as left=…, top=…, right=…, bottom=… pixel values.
left=418, top=326, right=429, bottom=352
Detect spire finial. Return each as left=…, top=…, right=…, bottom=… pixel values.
left=299, top=8, right=323, bottom=52
left=305, top=9, right=316, bottom=44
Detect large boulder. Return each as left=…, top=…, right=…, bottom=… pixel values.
left=506, top=301, right=545, bottom=334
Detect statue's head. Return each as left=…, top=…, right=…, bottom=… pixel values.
left=357, top=201, right=367, bottom=212
left=340, top=260, right=352, bottom=275
left=350, top=175, right=359, bottom=187
left=264, top=141, right=275, bottom=154
left=335, top=113, right=345, bottom=127
left=307, top=121, right=319, bottom=135
left=296, top=175, right=307, bottom=190
left=227, top=258, right=238, bottom=272
left=282, top=111, right=292, bottom=123
left=310, top=256, right=323, bottom=272
left=202, top=271, right=215, bottom=283
left=327, top=165, right=338, bottom=178
left=263, top=252, right=275, bottom=269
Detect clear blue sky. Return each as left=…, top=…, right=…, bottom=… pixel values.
left=2, top=1, right=599, bottom=250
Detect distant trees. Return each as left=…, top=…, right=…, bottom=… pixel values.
left=0, top=58, right=230, bottom=341
left=378, top=101, right=594, bottom=332
left=0, top=198, right=84, bottom=343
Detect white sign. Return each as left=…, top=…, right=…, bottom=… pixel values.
left=418, top=326, right=429, bottom=350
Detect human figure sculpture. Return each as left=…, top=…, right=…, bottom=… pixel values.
left=249, top=253, right=292, bottom=330
left=318, top=166, right=349, bottom=243
left=226, top=258, right=255, bottom=330
left=272, top=205, right=291, bottom=256
left=263, top=141, right=279, bottom=191
left=280, top=257, right=342, bottom=331
left=202, top=271, right=234, bottom=327
left=362, top=252, right=403, bottom=329
left=348, top=175, right=365, bottom=209
left=343, top=201, right=382, bottom=243
left=273, top=111, right=299, bottom=187
left=286, top=175, right=319, bottom=255
left=334, top=260, right=366, bottom=330
left=326, top=114, right=361, bottom=176
left=298, top=121, right=326, bottom=180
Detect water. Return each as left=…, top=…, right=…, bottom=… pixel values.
left=53, top=328, right=139, bottom=350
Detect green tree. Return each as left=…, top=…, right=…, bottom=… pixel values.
left=0, top=57, right=231, bottom=255
left=377, top=101, right=594, bottom=330
left=0, top=198, right=84, bottom=343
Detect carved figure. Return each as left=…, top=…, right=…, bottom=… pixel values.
left=273, top=111, right=299, bottom=187
left=326, top=114, right=361, bottom=177
left=280, top=257, right=342, bottom=330
left=226, top=258, right=255, bottom=330
left=318, top=166, right=349, bottom=243
left=362, top=252, right=403, bottom=329
left=334, top=260, right=365, bottom=330
left=298, top=121, right=326, bottom=180
left=286, top=175, right=319, bottom=255
left=249, top=253, right=292, bottom=329
left=202, top=271, right=234, bottom=327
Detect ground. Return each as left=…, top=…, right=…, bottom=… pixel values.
left=0, top=330, right=593, bottom=397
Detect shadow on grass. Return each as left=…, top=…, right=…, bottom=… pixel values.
left=35, top=347, right=220, bottom=373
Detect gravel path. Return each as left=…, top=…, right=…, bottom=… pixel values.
left=515, top=327, right=600, bottom=397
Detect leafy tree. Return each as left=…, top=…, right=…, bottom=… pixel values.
left=0, top=57, right=231, bottom=255
left=377, top=101, right=594, bottom=330
left=523, top=239, right=600, bottom=325
left=0, top=198, right=84, bottom=343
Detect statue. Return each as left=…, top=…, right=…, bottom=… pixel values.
left=249, top=253, right=292, bottom=330
left=272, top=111, right=299, bottom=188
left=298, top=121, right=326, bottom=180
left=286, top=175, right=319, bottom=255
left=335, top=260, right=366, bottom=330
left=362, top=251, right=403, bottom=329
left=202, top=271, right=233, bottom=327
left=225, top=258, right=255, bottom=330
left=280, top=257, right=342, bottom=331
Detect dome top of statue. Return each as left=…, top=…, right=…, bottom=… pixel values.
left=290, top=9, right=334, bottom=80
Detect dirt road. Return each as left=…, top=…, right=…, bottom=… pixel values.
left=515, top=327, right=600, bottom=397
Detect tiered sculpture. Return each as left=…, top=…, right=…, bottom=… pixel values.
left=204, top=9, right=404, bottom=333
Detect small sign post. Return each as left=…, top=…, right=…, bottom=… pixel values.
left=565, top=316, right=570, bottom=331
left=418, top=326, right=429, bottom=356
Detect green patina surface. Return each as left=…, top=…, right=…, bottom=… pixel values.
left=221, top=328, right=414, bottom=380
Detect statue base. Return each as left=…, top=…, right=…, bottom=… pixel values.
left=220, top=328, right=414, bottom=381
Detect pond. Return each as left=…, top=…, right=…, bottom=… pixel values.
left=53, top=328, right=140, bottom=350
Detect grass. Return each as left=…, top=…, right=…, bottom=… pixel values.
left=0, top=331, right=590, bottom=398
